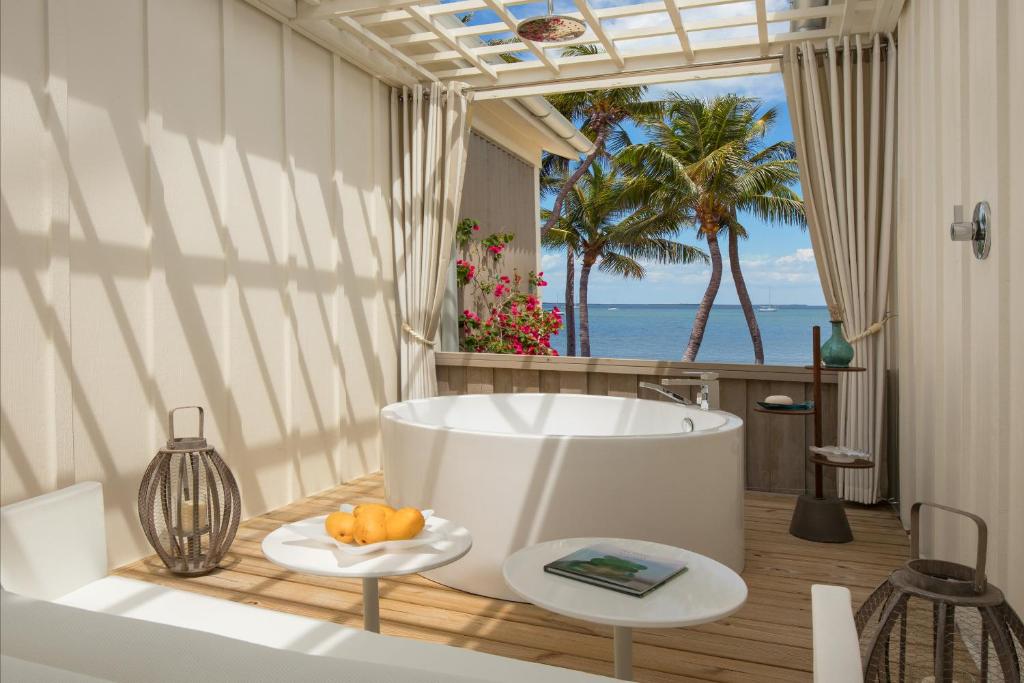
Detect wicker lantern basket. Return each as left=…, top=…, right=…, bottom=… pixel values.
left=138, top=406, right=241, bottom=576
left=856, top=502, right=1023, bottom=682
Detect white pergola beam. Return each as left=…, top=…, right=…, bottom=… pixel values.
left=754, top=0, right=768, bottom=56
left=406, top=5, right=499, bottom=81
left=359, top=0, right=535, bottom=25
left=297, top=0, right=422, bottom=21
left=838, top=0, right=857, bottom=35
left=572, top=0, right=624, bottom=69
left=471, top=60, right=781, bottom=100
left=480, top=0, right=559, bottom=74
left=663, top=0, right=694, bottom=60
left=333, top=15, right=439, bottom=82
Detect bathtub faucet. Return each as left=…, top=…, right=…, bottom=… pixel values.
left=639, top=383, right=695, bottom=407
left=642, top=373, right=720, bottom=411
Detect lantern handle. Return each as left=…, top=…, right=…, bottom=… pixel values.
left=910, top=501, right=987, bottom=593
left=168, top=406, right=205, bottom=441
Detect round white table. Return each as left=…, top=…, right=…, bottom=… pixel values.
left=503, top=538, right=747, bottom=680
left=262, top=514, right=471, bottom=633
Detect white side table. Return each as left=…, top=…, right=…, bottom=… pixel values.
left=503, top=538, right=747, bottom=680
left=262, top=514, right=471, bottom=633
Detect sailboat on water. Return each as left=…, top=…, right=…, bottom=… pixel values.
left=759, top=289, right=777, bottom=312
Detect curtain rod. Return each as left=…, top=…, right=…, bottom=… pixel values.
left=463, top=35, right=895, bottom=94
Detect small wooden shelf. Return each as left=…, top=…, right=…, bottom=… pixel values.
left=809, top=454, right=875, bottom=470
left=753, top=406, right=815, bottom=416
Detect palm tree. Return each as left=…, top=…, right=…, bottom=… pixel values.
left=540, top=45, right=664, bottom=239
left=619, top=95, right=804, bottom=363
left=543, top=164, right=707, bottom=357
left=540, top=152, right=578, bottom=355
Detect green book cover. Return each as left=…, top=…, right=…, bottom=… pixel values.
left=544, top=543, right=688, bottom=597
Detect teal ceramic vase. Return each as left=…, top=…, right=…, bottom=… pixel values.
left=821, top=320, right=854, bottom=368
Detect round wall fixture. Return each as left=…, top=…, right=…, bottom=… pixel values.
left=949, top=200, right=991, bottom=259
left=515, top=0, right=587, bottom=43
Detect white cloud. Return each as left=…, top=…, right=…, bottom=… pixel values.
left=776, top=248, right=816, bottom=265
left=541, top=252, right=562, bottom=270
left=645, top=73, right=787, bottom=106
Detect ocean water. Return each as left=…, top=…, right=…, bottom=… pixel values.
left=543, top=303, right=832, bottom=365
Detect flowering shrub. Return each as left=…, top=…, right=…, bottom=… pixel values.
left=456, top=218, right=562, bottom=356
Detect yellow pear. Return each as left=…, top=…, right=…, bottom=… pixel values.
left=353, top=503, right=394, bottom=519
left=385, top=508, right=425, bottom=541
left=353, top=513, right=388, bottom=545
left=324, top=511, right=356, bottom=543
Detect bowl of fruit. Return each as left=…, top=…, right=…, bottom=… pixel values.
left=286, top=503, right=441, bottom=555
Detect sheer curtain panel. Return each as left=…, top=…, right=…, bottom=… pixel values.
left=783, top=36, right=897, bottom=503
left=391, top=83, right=472, bottom=400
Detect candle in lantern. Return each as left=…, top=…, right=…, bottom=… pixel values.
left=179, top=499, right=208, bottom=533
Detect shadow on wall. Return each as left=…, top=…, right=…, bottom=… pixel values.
left=0, top=0, right=397, bottom=567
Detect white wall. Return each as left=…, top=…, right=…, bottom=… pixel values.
left=1, top=0, right=397, bottom=568
left=897, top=0, right=1023, bottom=607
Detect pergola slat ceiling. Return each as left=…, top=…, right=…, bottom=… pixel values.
left=297, top=0, right=904, bottom=94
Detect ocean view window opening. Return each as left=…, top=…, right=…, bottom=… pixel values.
left=453, top=68, right=828, bottom=367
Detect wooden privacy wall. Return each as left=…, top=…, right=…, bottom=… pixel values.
left=0, top=0, right=397, bottom=568
left=436, top=353, right=839, bottom=495
left=458, top=131, right=540, bottom=278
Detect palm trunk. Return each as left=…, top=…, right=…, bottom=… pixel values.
left=728, top=228, right=765, bottom=364
left=563, top=247, right=577, bottom=356
left=578, top=257, right=594, bottom=357
left=540, top=129, right=608, bottom=238
left=683, top=227, right=722, bottom=362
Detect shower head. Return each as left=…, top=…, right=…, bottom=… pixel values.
left=515, top=0, right=587, bottom=43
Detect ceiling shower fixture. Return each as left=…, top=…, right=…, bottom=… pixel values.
left=515, top=0, right=587, bottom=43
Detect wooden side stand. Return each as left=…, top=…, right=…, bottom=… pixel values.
left=756, top=325, right=872, bottom=543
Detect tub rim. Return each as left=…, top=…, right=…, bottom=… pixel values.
left=380, top=392, right=744, bottom=441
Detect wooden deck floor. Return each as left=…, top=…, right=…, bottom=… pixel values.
left=117, top=473, right=908, bottom=682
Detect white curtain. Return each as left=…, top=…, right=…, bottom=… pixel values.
left=391, top=83, right=472, bottom=400
left=783, top=36, right=897, bottom=504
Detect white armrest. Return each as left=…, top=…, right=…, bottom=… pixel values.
left=811, top=584, right=862, bottom=683
left=1, top=482, right=107, bottom=599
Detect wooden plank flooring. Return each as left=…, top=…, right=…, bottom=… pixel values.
left=117, top=473, right=908, bottom=682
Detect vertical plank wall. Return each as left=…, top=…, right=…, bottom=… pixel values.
left=437, top=353, right=840, bottom=495
left=459, top=132, right=540, bottom=279
left=897, top=0, right=1023, bottom=608
left=0, top=0, right=397, bottom=567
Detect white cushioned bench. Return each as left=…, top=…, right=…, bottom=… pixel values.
left=811, top=584, right=863, bottom=683
left=1, top=483, right=609, bottom=682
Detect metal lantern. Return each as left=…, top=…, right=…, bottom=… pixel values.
left=138, top=406, right=240, bottom=576
left=856, top=502, right=1023, bottom=682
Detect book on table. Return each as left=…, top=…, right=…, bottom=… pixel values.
left=543, top=543, right=688, bottom=597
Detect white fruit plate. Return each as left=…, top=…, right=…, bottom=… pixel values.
left=285, top=507, right=440, bottom=556
left=810, top=445, right=870, bottom=464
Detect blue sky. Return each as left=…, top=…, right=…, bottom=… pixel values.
left=540, top=73, right=825, bottom=306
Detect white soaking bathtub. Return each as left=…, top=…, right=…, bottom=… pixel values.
left=380, top=393, right=744, bottom=601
